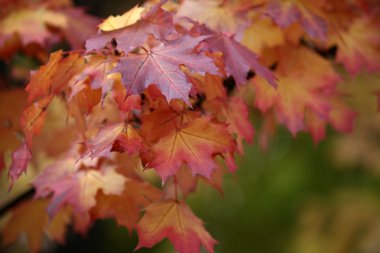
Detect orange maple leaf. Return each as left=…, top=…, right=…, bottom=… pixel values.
left=20, top=96, right=52, bottom=147
left=148, top=117, right=235, bottom=181
left=252, top=46, right=352, bottom=138
left=26, top=51, right=86, bottom=102
left=136, top=199, right=217, bottom=253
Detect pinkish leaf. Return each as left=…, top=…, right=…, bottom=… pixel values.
left=111, top=35, right=219, bottom=103
left=84, top=122, right=144, bottom=158
left=33, top=151, right=126, bottom=216
left=205, top=32, right=277, bottom=87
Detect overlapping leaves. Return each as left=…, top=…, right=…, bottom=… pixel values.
left=2, top=1, right=380, bottom=253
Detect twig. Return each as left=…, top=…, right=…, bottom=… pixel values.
left=0, top=188, right=35, bottom=217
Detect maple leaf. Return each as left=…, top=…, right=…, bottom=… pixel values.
left=25, top=50, right=62, bottom=101
left=91, top=178, right=161, bottom=232
left=136, top=199, right=217, bottom=253
left=139, top=105, right=185, bottom=144
left=85, top=122, right=144, bottom=158
left=86, top=1, right=175, bottom=52
left=148, top=117, right=235, bottom=181
left=111, top=35, right=219, bottom=103
left=2, top=199, right=71, bottom=253
left=205, top=32, right=277, bottom=87
left=20, top=96, right=52, bottom=147
left=8, top=142, right=31, bottom=189
left=330, top=16, right=380, bottom=76
left=26, top=50, right=86, bottom=102
left=98, top=5, right=145, bottom=32
left=33, top=152, right=126, bottom=215
left=265, top=0, right=328, bottom=39
left=252, top=46, right=349, bottom=136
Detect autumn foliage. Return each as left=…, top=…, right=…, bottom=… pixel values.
left=1, top=0, right=380, bottom=252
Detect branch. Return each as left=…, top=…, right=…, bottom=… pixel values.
left=0, top=188, right=35, bottom=217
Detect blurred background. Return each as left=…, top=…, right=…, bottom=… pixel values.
left=2, top=1, right=380, bottom=253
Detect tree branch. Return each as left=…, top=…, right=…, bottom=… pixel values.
left=0, top=188, right=35, bottom=217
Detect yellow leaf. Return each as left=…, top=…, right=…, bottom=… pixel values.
left=99, top=5, right=145, bottom=31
